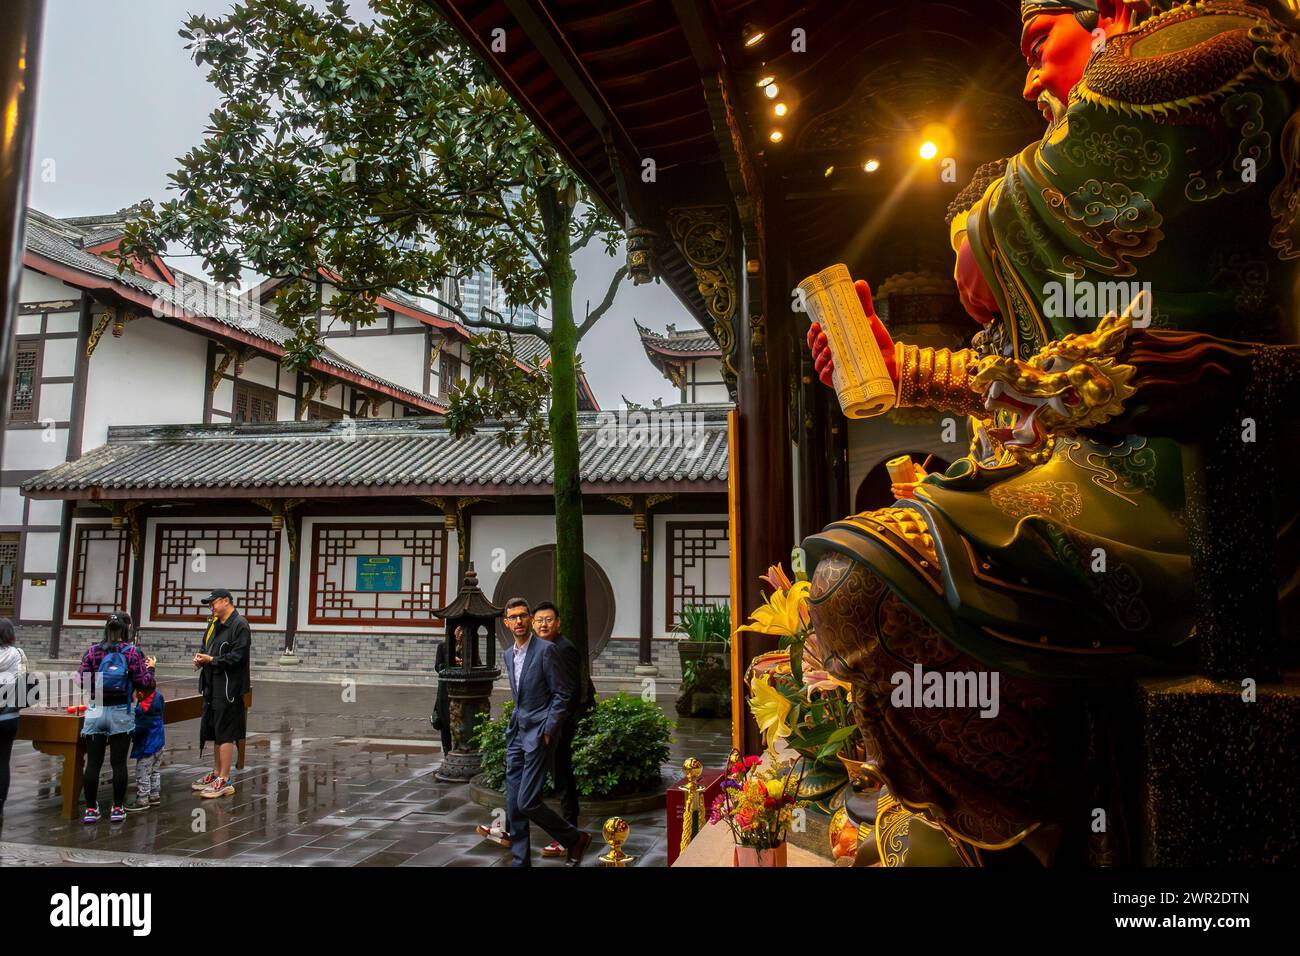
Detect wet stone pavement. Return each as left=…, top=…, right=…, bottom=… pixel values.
left=0, top=681, right=731, bottom=867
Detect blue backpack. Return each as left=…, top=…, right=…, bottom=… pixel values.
left=98, top=647, right=132, bottom=698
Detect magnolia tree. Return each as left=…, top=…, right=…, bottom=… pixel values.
left=119, top=0, right=629, bottom=680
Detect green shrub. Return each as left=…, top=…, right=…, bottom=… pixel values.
left=572, top=693, right=673, bottom=798
left=473, top=699, right=513, bottom=790
left=473, top=694, right=673, bottom=799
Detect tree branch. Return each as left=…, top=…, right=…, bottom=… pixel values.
left=576, top=265, right=628, bottom=341
left=462, top=305, right=551, bottom=342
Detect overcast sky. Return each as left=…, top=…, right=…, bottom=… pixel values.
left=28, top=0, right=686, bottom=408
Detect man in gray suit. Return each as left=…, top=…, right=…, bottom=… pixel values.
left=503, top=597, right=592, bottom=867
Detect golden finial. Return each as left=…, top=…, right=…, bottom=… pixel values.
left=682, top=756, right=703, bottom=787
left=599, top=817, right=635, bottom=866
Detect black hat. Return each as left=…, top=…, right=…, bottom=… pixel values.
left=200, top=588, right=234, bottom=605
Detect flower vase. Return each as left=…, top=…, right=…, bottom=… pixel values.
left=733, top=843, right=788, bottom=867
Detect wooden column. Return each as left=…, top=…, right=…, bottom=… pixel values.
left=0, top=0, right=44, bottom=469
left=637, top=498, right=654, bottom=670
left=127, top=506, right=146, bottom=626
left=733, top=200, right=794, bottom=754
left=282, top=508, right=304, bottom=658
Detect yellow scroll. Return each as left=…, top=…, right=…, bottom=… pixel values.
left=798, top=263, right=896, bottom=418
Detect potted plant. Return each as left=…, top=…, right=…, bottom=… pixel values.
left=738, top=564, right=860, bottom=811
left=709, top=750, right=804, bottom=867
left=673, top=602, right=731, bottom=717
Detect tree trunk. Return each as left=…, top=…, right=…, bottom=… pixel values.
left=539, top=186, right=591, bottom=693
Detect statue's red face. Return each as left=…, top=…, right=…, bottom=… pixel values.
left=1021, top=7, right=1138, bottom=126
left=1021, top=13, right=1097, bottom=125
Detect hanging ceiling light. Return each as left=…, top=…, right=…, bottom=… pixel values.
left=763, top=82, right=780, bottom=99
left=756, top=72, right=776, bottom=88
left=824, top=165, right=835, bottom=177
left=743, top=24, right=766, bottom=47
left=863, top=159, right=880, bottom=172
left=773, top=102, right=788, bottom=118
left=919, top=141, right=938, bottom=160
left=769, top=130, right=784, bottom=143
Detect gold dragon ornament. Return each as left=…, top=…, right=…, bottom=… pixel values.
left=971, top=294, right=1145, bottom=465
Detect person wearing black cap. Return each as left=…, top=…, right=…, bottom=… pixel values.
left=190, top=589, right=251, bottom=799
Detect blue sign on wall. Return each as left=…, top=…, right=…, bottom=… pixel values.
left=355, top=555, right=403, bottom=592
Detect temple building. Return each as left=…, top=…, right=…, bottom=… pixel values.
left=4, top=208, right=730, bottom=683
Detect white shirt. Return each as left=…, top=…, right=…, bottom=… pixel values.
left=512, top=636, right=532, bottom=689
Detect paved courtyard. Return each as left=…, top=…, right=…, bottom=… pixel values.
left=0, top=680, right=731, bottom=867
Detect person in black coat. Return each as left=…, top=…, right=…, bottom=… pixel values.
left=432, top=626, right=465, bottom=756
left=531, top=602, right=595, bottom=840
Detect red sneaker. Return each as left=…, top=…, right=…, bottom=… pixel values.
left=475, top=823, right=510, bottom=849
left=541, top=840, right=566, bottom=858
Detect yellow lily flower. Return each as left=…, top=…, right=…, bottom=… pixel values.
left=736, top=581, right=811, bottom=640
left=748, top=673, right=793, bottom=752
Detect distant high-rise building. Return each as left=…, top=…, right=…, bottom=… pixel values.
left=433, top=187, right=545, bottom=328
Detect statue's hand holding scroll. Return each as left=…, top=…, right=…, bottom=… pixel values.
left=806, top=278, right=897, bottom=390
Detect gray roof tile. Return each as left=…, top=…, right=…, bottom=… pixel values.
left=21, top=406, right=730, bottom=496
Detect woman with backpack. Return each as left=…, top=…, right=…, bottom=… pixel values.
left=0, top=617, right=28, bottom=824
left=77, top=611, right=155, bottom=823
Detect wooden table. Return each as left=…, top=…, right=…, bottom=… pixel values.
left=16, top=678, right=253, bottom=817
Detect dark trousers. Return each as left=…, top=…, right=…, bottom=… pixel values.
left=0, top=718, right=16, bottom=809
left=83, top=732, right=130, bottom=808
left=552, top=720, right=579, bottom=827
left=505, top=735, right=579, bottom=867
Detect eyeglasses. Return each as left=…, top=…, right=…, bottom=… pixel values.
left=504, top=613, right=529, bottom=622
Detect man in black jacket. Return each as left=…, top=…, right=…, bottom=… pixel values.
left=531, top=601, right=595, bottom=856
left=190, top=589, right=251, bottom=799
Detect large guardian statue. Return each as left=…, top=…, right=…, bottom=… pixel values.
left=805, top=0, right=1300, bottom=864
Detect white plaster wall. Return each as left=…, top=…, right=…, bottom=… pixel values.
left=0, top=487, right=25, bottom=525
left=296, top=514, right=453, bottom=634
left=278, top=395, right=297, bottom=421
left=212, top=377, right=234, bottom=416
left=2, top=427, right=69, bottom=471
left=238, top=354, right=280, bottom=391
left=27, top=498, right=63, bottom=526
left=42, top=337, right=78, bottom=376
left=324, top=335, right=425, bottom=396
left=81, top=316, right=207, bottom=448
left=139, top=516, right=289, bottom=631
left=19, top=268, right=77, bottom=302
left=40, top=382, right=73, bottom=422
left=21, top=580, right=54, bottom=620
left=23, top=531, right=60, bottom=573
left=47, top=312, right=80, bottom=335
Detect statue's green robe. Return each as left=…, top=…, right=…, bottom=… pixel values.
left=807, top=1, right=1300, bottom=681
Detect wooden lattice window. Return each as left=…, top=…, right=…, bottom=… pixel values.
left=68, top=525, right=128, bottom=620
left=233, top=380, right=277, bottom=423
left=9, top=341, right=38, bottom=422
left=151, top=524, right=280, bottom=623
left=308, top=400, right=343, bottom=421
left=665, top=521, right=730, bottom=625
left=309, top=523, right=448, bottom=626
left=438, top=352, right=462, bottom=398
left=0, top=533, right=18, bottom=618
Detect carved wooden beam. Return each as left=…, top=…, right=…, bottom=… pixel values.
left=109, top=500, right=144, bottom=558
left=210, top=347, right=235, bottom=393
left=86, top=308, right=115, bottom=358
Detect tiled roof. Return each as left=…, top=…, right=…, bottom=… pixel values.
left=23, top=211, right=445, bottom=412
left=507, top=331, right=550, bottom=366
left=635, top=320, right=721, bottom=356
left=21, top=406, right=729, bottom=497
